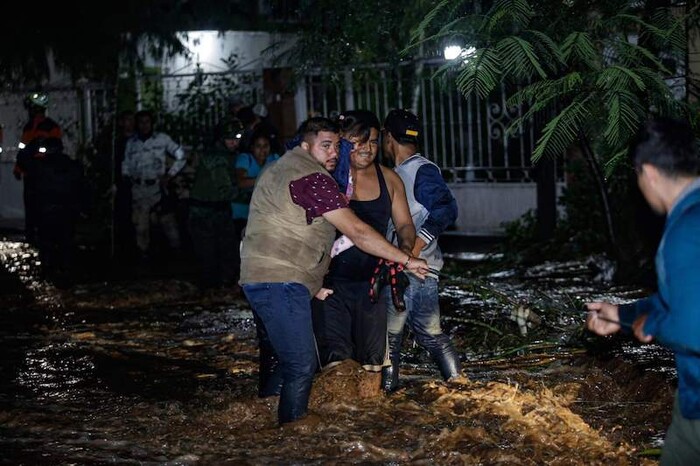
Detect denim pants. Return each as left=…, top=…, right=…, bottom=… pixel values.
left=385, top=274, right=461, bottom=380
left=242, top=282, right=318, bottom=424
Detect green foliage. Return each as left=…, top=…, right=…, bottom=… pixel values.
left=150, top=55, right=252, bottom=148
left=497, top=155, right=662, bottom=284
left=273, top=0, right=430, bottom=80
left=411, top=0, right=696, bottom=265
left=412, top=0, right=694, bottom=170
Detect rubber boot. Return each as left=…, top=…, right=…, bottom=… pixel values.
left=430, top=341, right=462, bottom=381
left=381, top=333, right=402, bottom=392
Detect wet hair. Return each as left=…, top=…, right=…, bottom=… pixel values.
left=297, top=117, right=339, bottom=142
left=631, top=117, right=699, bottom=177
left=336, top=110, right=380, bottom=143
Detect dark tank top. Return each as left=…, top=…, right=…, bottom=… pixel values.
left=326, top=163, right=392, bottom=283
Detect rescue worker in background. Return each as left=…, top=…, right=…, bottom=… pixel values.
left=188, top=118, right=243, bottom=293
left=30, top=137, right=88, bottom=287
left=121, top=110, right=186, bottom=262
left=14, top=92, right=63, bottom=244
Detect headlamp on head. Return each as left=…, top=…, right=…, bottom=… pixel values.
left=24, top=92, right=49, bottom=109
left=222, top=118, right=244, bottom=140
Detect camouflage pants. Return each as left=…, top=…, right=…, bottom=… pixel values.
left=131, top=193, right=181, bottom=255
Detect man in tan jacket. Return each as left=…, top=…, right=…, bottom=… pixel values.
left=240, top=116, right=428, bottom=427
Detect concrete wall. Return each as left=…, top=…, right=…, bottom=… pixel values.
left=448, top=183, right=537, bottom=236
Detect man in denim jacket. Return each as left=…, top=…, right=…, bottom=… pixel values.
left=380, top=109, right=463, bottom=391
left=587, top=117, right=700, bottom=466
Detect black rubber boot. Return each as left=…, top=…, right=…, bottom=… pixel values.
left=431, top=342, right=462, bottom=381
left=382, top=333, right=402, bottom=392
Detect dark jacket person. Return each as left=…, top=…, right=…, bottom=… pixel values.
left=31, top=137, right=87, bottom=286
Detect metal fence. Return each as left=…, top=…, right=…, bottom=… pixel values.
left=2, top=62, right=552, bottom=184
left=301, top=61, right=554, bottom=183
left=136, top=68, right=263, bottom=148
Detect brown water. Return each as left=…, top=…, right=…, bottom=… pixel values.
left=0, top=237, right=674, bottom=465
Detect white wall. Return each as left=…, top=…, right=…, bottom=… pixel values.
left=156, top=31, right=295, bottom=74
left=448, top=183, right=534, bottom=236
left=448, top=182, right=566, bottom=236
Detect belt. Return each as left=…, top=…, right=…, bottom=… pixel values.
left=133, top=178, right=158, bottom=186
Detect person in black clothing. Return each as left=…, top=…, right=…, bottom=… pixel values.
left=14, top=92, right=63, bottom=244
left=30, top=137, right=88, bottom=286
left=311, top=110, right=415, bottom=376
left=188, top=118, right=243, bottom=292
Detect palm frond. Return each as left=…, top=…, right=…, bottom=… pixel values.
left=496, top=36, right=547, bottom=80
left=524, top=29, right=565, bottom=72
left=614, top=40, right=670, bottom=74
left=507, top=72, right=582, bottom=107
left=531, top=95, right=592, bottom=162
left=410, top=0, right=451, bottom=44
left=602, top=90, right=644, bottom=149
left=595, top=65, right=645, bottom=92
left=603, top=147, right=631, bottom=178
left=635, top=67, right=675, bottom=93
left=401, top=16, right=472, bottom=56
left=561, top=32, right=599, bottom=69
left=485, top=0, right=533, bottom=34
left=634, top=68, right=682, bottom=116
left=651, top=8, right=687, bottom=51
left=614, top=13, right=668, bottom=42
left=508, top=98, right=555, bottom=136
left=454, top=48, right=502, bottom=99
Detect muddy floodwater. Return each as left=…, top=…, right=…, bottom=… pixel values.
left=0, top=235, right=675, bottom=465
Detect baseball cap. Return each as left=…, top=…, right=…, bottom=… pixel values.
left=383, top=109, right=420, bottom=143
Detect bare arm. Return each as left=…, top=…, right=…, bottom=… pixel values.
left=323, top=207, right=428, bottom=277
left=412, top=237, right=427, bottom=258
left=384, top=167, right=415, bottom=255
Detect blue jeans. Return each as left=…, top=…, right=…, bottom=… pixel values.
left=385, top=274, right=461, bottom=383
left=242, top=282, right=318, bottom=424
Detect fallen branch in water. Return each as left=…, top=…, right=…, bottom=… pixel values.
left=463, top=348, right=587, bottom=369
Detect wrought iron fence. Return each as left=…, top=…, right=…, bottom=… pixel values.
left=2, top=61, right=556, bottom=184
left=300, top=61, right=556, bottom=183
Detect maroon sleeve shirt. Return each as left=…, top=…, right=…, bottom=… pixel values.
left=289, top=173, right=348, bottom=224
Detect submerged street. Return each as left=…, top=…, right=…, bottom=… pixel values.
left=0, top=233, right=676, bottom=465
